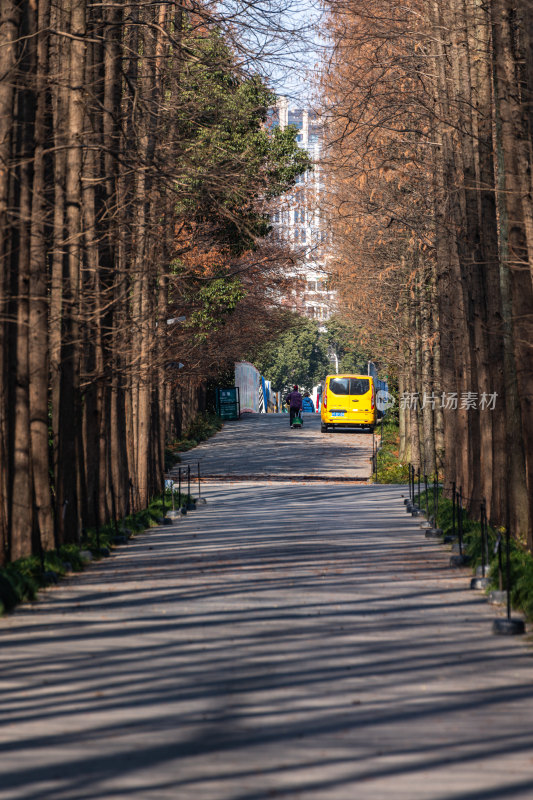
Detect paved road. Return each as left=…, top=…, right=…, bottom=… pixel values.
left=1, top=480, right=532, bottom=800
left=172, top=413, right=374, bottom=480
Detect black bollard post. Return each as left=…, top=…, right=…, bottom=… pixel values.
left=506, top=528, right=511, bottom=618
left=481, top=501, right=487, bottom=578
left=186, top=465, right=195, bottom=510
left=404, top=462, right=411, bottom=505
left=179, top=467, right=186, bottom=515
left=110, top=481, right=120, bottom=541
left=435, top=470, right=439, bottom=525
left=412, top=467, right=423, bottom=516
left=94, top=486, right=100, bottom=555
left=161, top=478, right=173, bottom=524
left=443, top=481, right=456, bottom=544
left=450, top=486, right=468, bottom=564
left=471, top=499, right=490, bottom=589
left=197, top=462, right=206, bottom=504
left=497, top=532, right=503, bottom=591
left=129, top=478, right=135, bottom=515
left=38, top=522, right=46, bottom=573
left=458, top=487, right=463, bottom=556
left=484, top=503, right=489, bottom=568
left=452, top=481, right=456, bottom=538
left=425, top=475, right=443, bottom=537
left=419, top=473, right=431, bottom=529
left=405, top=464, right=413, bottom=509
left=493, top=525, right=525, bottom=635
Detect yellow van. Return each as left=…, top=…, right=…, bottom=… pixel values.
left=320, top=374, right=377, bottom=433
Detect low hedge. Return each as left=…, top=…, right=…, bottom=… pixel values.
left=165, top=412, right=223, bottom=468
left=373, top=419, right=410, bottom=484
left=0, top=490, right=192, bottom=616
left=419, top=488, right=533, bottom=622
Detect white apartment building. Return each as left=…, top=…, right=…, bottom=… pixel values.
left=268, top=97, right=336, bottom=325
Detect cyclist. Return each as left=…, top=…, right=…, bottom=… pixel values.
left=285, top=385, right=303, bottom=427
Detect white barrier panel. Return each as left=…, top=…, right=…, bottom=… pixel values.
left=235, top=361, right=261, bottom=413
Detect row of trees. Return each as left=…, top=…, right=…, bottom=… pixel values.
left=320, top=0, right=533, bottom=546
left=0, top=0, right=309, bottom=565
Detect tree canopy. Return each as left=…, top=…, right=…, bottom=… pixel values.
left=252, top=314, right=329, bottom=392
left=320, top=0, right=533, bottom=546
left=0, top=1, right=310, bottom=565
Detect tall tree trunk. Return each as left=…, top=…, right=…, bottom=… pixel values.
left=492, top=0, right=533, bottom=545
left=29, top=0, right=55, bottom=553
left=49, top=0, right=69, bottom=539
left=0, top=0, right=20, bottom=564
left=11, top=0, right=36, bottom=560
left=57, top=0, right=86, bottom=544
left=419, top=260, right=436, bottom=475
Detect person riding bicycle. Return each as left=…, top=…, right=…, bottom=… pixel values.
left=285, top=385, right=303, bottom=427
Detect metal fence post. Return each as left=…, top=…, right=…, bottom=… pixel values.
left=186, top=465, right=195, bottom=510
left=458, top=486, right=463, bottom=557
left=481, top=500, right=487, bottom=578
left=435, top=469, right=439, bottom=525
left=471, top=498, right=490, bottom=590
left=493, top=526, right=525, bottom=635
left=197, top=461, right=206, bottom=504
left=179, top=467, right=186, bottom=515
left=452, top=481, right=456, bottom=538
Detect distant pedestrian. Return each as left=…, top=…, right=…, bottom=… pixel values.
left=302, top=392, right=315, bottom=413
left=285, top=384, right=303, bottom=427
